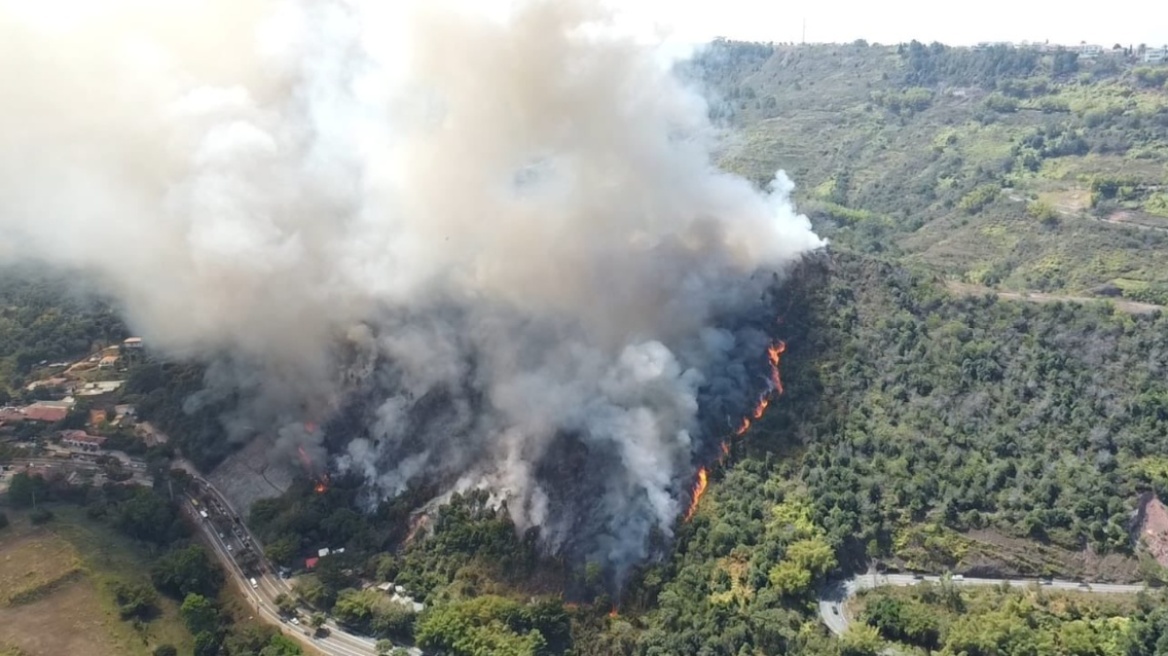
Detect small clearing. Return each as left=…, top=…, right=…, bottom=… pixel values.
left=1135, top=494, right=1168, bottom=568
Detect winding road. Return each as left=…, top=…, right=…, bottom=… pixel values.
left=180, top=466, right=420, bottom=656
left=818, top=573, right=1150, bottom=636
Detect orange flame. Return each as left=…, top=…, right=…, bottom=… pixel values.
left=683, top=468, right=709, bottom=521
left=687, top=337, right=788, bottom=523
left=734, top=417, right=751, bottom=436
left=752, top=397, right=770, bottom=419
left=767, top=341, right=786, bottom=395
left=608, top=607, right=619, bottom=619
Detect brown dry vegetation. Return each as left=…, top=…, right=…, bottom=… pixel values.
left=0, top=509, right=193, bottom=656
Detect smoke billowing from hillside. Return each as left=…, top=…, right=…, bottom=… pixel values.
left=0, top=0, right=823, bottom=575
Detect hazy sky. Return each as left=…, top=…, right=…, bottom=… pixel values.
left=619, top=0, right=1168, bottom=48
left=2, top=0, right=1165, bottom=49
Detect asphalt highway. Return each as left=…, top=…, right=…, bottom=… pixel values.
left=177, top=465, right=423, bottom=656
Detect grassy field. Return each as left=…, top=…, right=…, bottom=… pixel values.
left=0, top=506, right=193, bottom=656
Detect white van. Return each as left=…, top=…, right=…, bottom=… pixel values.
left=249, top=578, right=258, bottom=589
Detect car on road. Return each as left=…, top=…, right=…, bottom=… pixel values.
left=290, top=617, right=300, bottom=626
left=831, top=606, right=839, bottom=615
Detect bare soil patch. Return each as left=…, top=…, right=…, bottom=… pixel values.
left=0, top=578, right=126, bottom=656
left=0, top=510, right=193, bottom=656
left=958, top=529, right=1141, bottom=583
left=0, top=528, right=82, bottom=607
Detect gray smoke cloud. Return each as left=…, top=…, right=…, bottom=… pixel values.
left=0, top=0, right=823, bottom=574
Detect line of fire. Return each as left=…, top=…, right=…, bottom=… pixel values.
left=683, top=339, right=786, bottom=523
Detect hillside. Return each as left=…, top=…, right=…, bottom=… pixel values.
left=5, top=40, right=1168, bottom=656
left=689, top=41, right=1168, bottom=302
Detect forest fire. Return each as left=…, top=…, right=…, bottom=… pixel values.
left=683, top=467, right=709, bottom=521
left=767, top=341, right=786, bottom=394
left=685, top=339, right=788, bottom=522
left=734, top=417, right=751, bottom=436
left=608, top=607, right=619, bottom=619
left=752, top=397, right=769, bottom=419
left=298, top=442, right=330, bottom=494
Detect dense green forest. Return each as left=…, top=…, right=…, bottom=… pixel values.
left=855, top=580, right=1168, bottom=655
left=4, top=39, right=1168, bottom=655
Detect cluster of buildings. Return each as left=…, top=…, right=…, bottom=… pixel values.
left=0, top=400, right=74, bottom=426
left=0, top=398, right=134, bottom=430
left=1, top=338, right=147, bottom=434
left=971, top=41, right=1168, bottom=63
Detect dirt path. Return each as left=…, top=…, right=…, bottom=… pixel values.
left=946, top=281, right=1165, bottom=314
left=1099, top=210, right=1168, bottom=233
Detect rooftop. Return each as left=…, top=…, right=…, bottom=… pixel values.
left=22, top=404, right=69, bottom=423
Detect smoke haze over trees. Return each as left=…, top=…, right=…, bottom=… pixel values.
left=0, top=0, right=823, bottom=575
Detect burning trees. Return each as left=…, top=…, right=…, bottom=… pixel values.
left=683, top=339, right=787, bottom=523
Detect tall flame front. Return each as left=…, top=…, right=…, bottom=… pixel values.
left=683, top=339, right=786, bottom=522
left=683, top=468, right=708, bottom=522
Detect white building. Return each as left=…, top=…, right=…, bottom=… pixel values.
left=1078, top=44, right=1104, bottom=58
left=1145, top=47, right=1168, bottom=64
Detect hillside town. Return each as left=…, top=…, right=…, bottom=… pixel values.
left=0, top=337, right=158, bottom=493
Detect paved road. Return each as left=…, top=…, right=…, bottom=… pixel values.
left=179, top=467, right=421, bottom=656
left=819, top=573, right=1150, bottom=636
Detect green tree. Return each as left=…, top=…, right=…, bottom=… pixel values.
left=416, top=596, right=548, bottom=656
left=7, top=472, right=48, bottom=507
left=294, top=574, right=335, bottom=609
left=274, top=592, right=298, bottom=616
left=265, top=536, right=298, bottom=567
left=152, top=645, right=177, bottom=656
left=0, top=511, right=9, bottom=530
left=193, top=631, right=221, bottom=656
left=181, top=593, right=221, bottom=637
left=151, top=545, right=223, bottom=599
left=839, top=624, right=883, bottom=656
left=111, top=580, right=158, bottom=620
left=110, top=487, right=182, bottom=545
left=376, top=639, right=394, bottom=655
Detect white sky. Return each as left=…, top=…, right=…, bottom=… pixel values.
left=2, top=0, right=1165, bottom=48
left=615, top=0, right=1168, bottom=48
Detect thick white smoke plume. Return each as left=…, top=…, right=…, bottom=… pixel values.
left=0, top=0, right=823, bottom=574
